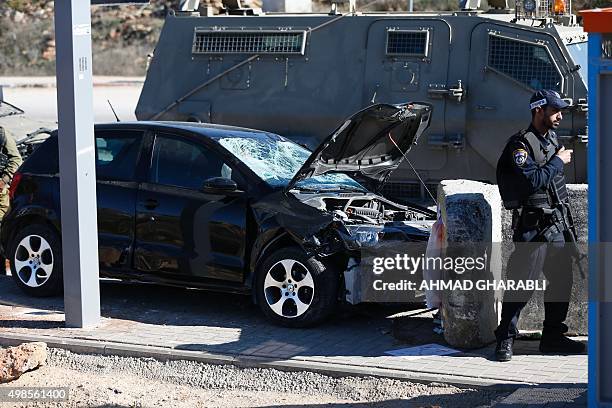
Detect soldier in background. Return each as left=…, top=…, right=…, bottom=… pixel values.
left=0, top=125, right=23, bottom=275
left=494, top=90, right=585, bottom=362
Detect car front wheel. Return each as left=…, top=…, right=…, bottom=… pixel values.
left=256, top=247, right=337, bottom=327
left=9, top=224, right=63, bottom=297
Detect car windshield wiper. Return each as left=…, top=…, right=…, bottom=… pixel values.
left=292, top=185, right=323, bottom=193
left=324, top=184, right=368, bottom=193
left=295, top=184, right=367, bottom=193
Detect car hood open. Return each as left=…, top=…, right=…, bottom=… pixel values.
left=285, top=102, right=432, bottom=192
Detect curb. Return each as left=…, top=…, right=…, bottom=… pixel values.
left=0, top=332, right=526, bottom=391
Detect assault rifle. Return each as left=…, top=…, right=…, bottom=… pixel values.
left=549, top=179, right=586, bottom=279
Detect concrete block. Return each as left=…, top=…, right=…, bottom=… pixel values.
left=262, top=0, right=312, bottom=12
left=501, top=184, right=589, bottom=335
left=438, top=180, right=503, bottom=349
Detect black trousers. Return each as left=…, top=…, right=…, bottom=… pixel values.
left=495, top=227, right=573, bottom=341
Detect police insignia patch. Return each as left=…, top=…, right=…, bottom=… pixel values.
left=513, top=149, right=528, bottom=167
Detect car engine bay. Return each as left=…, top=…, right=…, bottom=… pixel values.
left=292, top=191, right=434, bottom=225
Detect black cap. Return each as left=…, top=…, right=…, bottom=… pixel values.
left=529, top=89, right=569, bottom=110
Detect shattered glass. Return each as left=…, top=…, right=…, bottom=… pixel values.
left=219, top=136, right=366, bottom=191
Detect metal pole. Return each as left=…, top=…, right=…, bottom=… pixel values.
left=588, top=30, right=612, bottom=408
left=409, top=0, right=414, bottom=12
left=587, top=32, right=601, bottom=408
left=54, top=0, right=101, bottom=328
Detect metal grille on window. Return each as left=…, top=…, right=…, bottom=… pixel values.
left=386, top=31, right=428, bottom=56
left=488, top=35, right=562, bottom=91
left=193, top=30, right=306, bottom=55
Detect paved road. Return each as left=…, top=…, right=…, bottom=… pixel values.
left=1, top=77, right=142, bottom=122
left=0, top=275, right=588, bottom=389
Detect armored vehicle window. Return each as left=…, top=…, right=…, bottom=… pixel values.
left=192, top=30, right=306, bottom=55
left=386, top=30, right=428, bottom=57
left=488, top=35, right=562, bottom=91
left=567, top=42, right=588, bottom=85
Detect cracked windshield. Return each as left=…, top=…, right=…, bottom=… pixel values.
left=219, top=135, right=367, bottom=191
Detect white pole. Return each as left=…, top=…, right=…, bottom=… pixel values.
left=54, top=0, right=101, bottom=328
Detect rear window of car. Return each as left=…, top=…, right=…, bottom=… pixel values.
left=21, top=131, right=143, bottom=182
left=20, top=136, right=59, bottom=175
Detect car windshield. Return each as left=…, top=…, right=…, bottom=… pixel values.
left=218, top=135, right=367, bottom=191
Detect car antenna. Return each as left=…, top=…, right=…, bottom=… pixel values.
left=107, top=100, right=120, bottom=122
left=388, top=132, right=438, bottom=206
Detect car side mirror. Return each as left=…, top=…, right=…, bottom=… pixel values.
left=202, top=177, right=239, bottom=194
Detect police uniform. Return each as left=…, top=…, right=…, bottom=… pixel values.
left=0, top=126, right=22, bottom=221
left=494, top=90, right=584, bottom=361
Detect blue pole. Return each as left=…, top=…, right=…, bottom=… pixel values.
left=587, top=31, right=600, bottom=408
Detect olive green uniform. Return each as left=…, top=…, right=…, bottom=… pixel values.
left=0, top=126, right=23, bottom=220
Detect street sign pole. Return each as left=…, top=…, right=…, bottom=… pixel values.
left=54, top=0, right=100, bottom=328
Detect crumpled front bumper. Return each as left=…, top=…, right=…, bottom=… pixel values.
left=334, top=221, right=434, bottom=304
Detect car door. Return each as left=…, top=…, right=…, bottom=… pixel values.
left=94, top=129, right=143, bottom=273
left=133, top=131, right=249, bottom=283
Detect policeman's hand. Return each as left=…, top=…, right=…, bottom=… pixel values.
left=556, top=146, right=573, bottom=165
left=0, top=180, right=5, bottom=190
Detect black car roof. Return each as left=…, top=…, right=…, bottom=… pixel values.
left=94, top=121, right=286, bottom=142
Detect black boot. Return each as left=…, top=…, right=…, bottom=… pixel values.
left=539, top=333, right=586, bottom=354
left=495, top=338, right=514, bottom=362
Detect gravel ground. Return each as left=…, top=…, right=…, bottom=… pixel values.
left=3, top=348, right=509, bottom=407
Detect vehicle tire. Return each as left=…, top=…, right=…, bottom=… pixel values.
left=256, top=247, right=338, bottom=328
left=9, top=224, right=63, bottom=297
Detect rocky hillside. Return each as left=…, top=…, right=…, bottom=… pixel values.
left=0, top=0, right=175, bottom=76
left=0, top=0, right=608, bottom=76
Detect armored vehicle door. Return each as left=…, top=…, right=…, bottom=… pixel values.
left=467, top=23, right=587, bottom=183
left=363, top=19, right=467, bottom=190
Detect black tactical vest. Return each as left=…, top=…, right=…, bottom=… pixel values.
left=497, top=129, right=568, bottom=210
left=522, top=131, right=569, bottom=207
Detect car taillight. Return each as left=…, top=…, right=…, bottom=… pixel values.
left=9, top=172, right=22, bottom=200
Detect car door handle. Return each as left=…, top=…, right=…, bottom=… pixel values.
left=143, top=199, right=159, bottom=210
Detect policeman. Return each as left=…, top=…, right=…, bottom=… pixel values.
left=494, top=90, right=585, bottom=362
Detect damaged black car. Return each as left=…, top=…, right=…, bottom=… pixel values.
left=1, top=102, right=435, bottom=327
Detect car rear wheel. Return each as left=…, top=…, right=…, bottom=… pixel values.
left=256, top=247, right=337, bottom=327
left=9, top=224, right=63, bottom=297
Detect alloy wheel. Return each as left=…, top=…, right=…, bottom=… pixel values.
left=263, top=259, right=315, bottom=318
left=14, top=234, right=54, bottom=288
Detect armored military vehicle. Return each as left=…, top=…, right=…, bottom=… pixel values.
left=136, top=0, right=588, bottom=201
